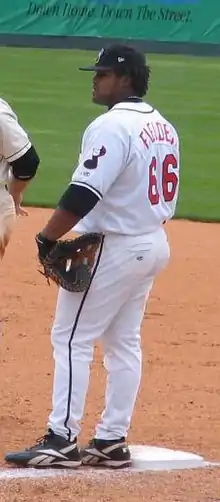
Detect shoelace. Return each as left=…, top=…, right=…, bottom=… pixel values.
left=26, top=432, right=52, bottom=451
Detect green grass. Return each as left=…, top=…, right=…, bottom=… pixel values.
left=0, top=47, right=219, bottom=221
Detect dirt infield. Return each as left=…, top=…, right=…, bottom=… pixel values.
left=0, top=208, right=220, bottom=501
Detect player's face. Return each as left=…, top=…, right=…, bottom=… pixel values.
left=92, top=70, right=126, bottom=106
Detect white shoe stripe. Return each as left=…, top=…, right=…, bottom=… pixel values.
left=28, top=455, right=81, bottom=468
left=84, top=448, right=109, bottom=459
left=28, top=455, right=55, bottom=466
left=35, top=449, right=67, bottom=459
left=102, top=443, right=127, bottom=454
left=60, top=444, right=77, bottom=454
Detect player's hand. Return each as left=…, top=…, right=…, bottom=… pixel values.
left=12, top=193, right=28, bottom=216
left=15, top=205, right=28, bottom=217
left=35, top=232, right=56, bottom=261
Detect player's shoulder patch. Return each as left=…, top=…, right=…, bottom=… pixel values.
left=84, top=145, right=106, bottom=170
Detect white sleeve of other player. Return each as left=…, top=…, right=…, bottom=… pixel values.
left=0, top=100, right=31, bottom=162
left=71, top=119, right=127, bottom=200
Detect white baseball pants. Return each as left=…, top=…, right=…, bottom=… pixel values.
left=0, top=185, right=15, bottom=260
left=48, top=228, right=170, bottom=441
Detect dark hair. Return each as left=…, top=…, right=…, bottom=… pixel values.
left=115, top=65, right=151, bottom=97
left=130, top=65, right=151, bottom=97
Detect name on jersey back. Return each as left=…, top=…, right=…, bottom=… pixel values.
left=140, top=121, right=175, bottom=149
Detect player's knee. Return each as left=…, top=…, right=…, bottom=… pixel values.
left=0, top=216, right=15, bottom=259
left=104, top=338, right=141, bottom=371
left=71, top=339, right=94, bottom=362
left=51, top=326, right=94, bottom=361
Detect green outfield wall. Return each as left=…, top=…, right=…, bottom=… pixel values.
left=0, top=1, right=219, bottom=56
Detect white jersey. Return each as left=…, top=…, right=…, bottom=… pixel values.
left=72, top=101, right=180, bottom=235
left=0, top=98, right=31, bottom=185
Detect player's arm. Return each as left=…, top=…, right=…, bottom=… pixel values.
left=0, top=105, right=40, bottom=213
left=8, top=145, right=40, bottom=211
left=36, top=121, right=126, bottom=253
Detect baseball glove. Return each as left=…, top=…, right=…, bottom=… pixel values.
left=37, top=232, right=103, bottom=293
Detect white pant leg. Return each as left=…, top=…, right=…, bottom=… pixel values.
left=0, top=187, right=15, bottom=260
left=48, top=229, right=170, bottom=441
left=95, top=230, right=170, bottom=440
left=48, top=285, right=94, bottom=441
left=95, top=279, right=153, bottom=441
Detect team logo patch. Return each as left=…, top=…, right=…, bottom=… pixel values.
left=84, top=146, right=106, bottom=170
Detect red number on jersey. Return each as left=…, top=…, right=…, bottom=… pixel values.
left=162, top=154, right=178, bottom=202
left=148, top=153, right=178, bottom=205
left=148, top=156, right=159, bottom=205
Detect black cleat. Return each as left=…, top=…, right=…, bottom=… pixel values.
left=4, top=429, right=81, bottom=469
left=81, top=437, right=131, bottom=469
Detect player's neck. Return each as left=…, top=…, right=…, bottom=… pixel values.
left=108, top=95, right=142, bottom=110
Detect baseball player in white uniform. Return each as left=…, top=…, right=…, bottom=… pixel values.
left=0, top=98, right=40, bottom=259
left=5, top=44, right=180, bottom=469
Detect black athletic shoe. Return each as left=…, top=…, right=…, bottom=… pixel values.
left=81, top=437, right=131, bottom=469
left=4, top=429, right=81, bottom=469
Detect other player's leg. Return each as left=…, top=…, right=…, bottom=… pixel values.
left=0, top=187, right=16, bottom=260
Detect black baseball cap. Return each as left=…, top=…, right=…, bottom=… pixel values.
left=79, top=44, right=147, bottom=72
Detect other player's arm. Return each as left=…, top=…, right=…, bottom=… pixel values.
left=36, top=122, right=126, bottom=256
left=0, top=105, right=40, bottom=214
left=8, top=146, right=40, bottom=215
